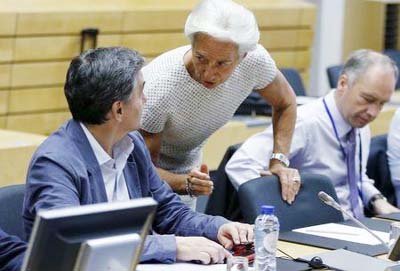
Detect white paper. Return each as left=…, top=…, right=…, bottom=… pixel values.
left=293, top=223, right=389, bottom=245
left=137, top=263, right=228, bottom=271
left=296, top=96, right=317, bottom=105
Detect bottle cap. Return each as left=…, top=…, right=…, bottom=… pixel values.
left=260, top=205, right=274, bottom=215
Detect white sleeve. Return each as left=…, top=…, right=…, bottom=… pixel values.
left=245, top=45, right=277, bottom=91
left=388, top=109, right=400, bottom=206
left=226, top=128, right=274, bottom=190
left=226, top=116, right=308, bottom=190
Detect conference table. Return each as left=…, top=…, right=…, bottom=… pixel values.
left=136, top=214, right=400, bottom=271
left=137, top=240, right=328, bottom=270
left=137, top=238, right=393, bottom=270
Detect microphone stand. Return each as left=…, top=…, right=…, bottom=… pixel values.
left=318, top=191, right=389, bottom=250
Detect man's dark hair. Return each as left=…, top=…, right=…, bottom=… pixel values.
left=64, top=47, right=145, bottom=124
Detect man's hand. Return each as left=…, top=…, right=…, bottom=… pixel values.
left=373, top=199, right=400, bottom=215
left=187, top=164, right=214, bottom=196
left=217, top=222, right=254, bottom=250
left=268, top=161, right=301, bottom=204
left=176, top=237, right=230, bottom=264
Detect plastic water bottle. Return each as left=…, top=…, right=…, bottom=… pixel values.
left=254, top=205, right=280, bottom=271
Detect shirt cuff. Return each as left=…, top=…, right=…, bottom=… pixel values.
left=203, top=216, right=230, bottom=241
left=140, top=234, right=177, bottom=263
left=362, top=183, right=381, bottom=207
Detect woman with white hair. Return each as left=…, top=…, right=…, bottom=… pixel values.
left=140, top=0, right=300, bottom=209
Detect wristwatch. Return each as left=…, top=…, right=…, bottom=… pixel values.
left=368, top=193, right=387, bottom=211
left=270, top=153, right=290, bottom=167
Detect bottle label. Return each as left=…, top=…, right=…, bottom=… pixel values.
left=264, top=232, right=278, bottom=253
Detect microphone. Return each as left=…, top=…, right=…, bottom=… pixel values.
left=318, top=191, right=389, bottom=250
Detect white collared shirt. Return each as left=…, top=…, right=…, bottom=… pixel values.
left=226, top=90, right=380, bottom=216
left=388, top=108, right=400, bottom=206
left=80, top=123, right=134, bottom=202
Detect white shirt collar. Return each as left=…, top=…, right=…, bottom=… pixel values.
left=324, top=89, right=353, bottom=140
left=80, top=123, right=134, bottom=166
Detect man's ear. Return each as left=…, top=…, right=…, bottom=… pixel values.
left=336, top=74, right=349, bottom=94
left=111, top=101, right=123, bottom=121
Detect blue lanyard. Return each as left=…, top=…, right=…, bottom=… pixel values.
left=322, top=98, right=363, bottom=200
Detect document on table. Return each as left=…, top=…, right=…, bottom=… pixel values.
left=293, top=223, right=389, bottom=245
left=137, top=263, right=230, bottom=271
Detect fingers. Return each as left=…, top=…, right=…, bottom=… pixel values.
left=176, top=237, right=228, bottom=265
left=279, top=172, right=290, bottom=203
left=218, top=223, right=255, bottom=250
left=200, top=164, right=209, bottom=175
left=218, top=224, right=239, bottom=249
left=189, top=178, right=214, bottom=196
left=247, top=224, right=254, bottom=243
left=276, top=169, right=301, bottom=204
left=198, top=251, right=212, bottom=265
left=190, top=169, right=210, bottom=179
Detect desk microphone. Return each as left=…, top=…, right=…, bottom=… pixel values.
left=318, top=191, right=389, bottom=250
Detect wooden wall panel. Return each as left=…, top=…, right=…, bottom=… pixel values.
left=0, top=117, right=6, bottom=129
left=6, top=111, right=71, bottom=135
left=8, top=87, right=67, bottom=113
left=0, top=65, right=11, bottom=89
left=271, top=50, right=311, bottom=70
left=259, top=29, right=313, bottom=50
left=122, top=33, right=187, bottom=56
left=123, top=10, right=189, bottom=32
left=14, top=36, right=80, bottom=62
left=17, top=12, right=123, bottom=35
left=0, top=38, right=13, bottom=63
left=0, top=91, right=9, bottom=115
left=97, top=35, right=122, bottom=47
left=11, top=61, right=69, bottom=88
left=0, top=13, right=16, bottom=36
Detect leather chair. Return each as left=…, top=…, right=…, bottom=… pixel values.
left=366, top=134, right=396, bottom=205
left=238, top=174, right=344, bottom=231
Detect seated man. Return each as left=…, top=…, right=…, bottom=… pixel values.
left=23, top=47, right=252, bottom=264
left=226, top=49, right=399, bottom=218
left=388, top=108, right=400, bottom=206
left=0, top=228, right=26, bottom=271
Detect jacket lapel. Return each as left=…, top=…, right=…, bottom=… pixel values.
left=65, top=120, right=108, bottom=202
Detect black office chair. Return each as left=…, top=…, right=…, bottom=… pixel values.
left=238, top=174, right=344, bottom=231
left=235, top=68, right=306, bottom=116
left=383, top=49, right=400, bottom=89
left=0, top=184, right=26, bottom=240
left=326, top=65, right=343, bottom=89
left=366, top=134, right=396, bottom=205
left=280, top=68, right=306, bottom=96
left=205, top=144, right=243, bottom=221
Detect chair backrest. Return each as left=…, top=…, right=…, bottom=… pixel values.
left=238, top=174, right=344, bottom=231
left=280, top=68, right=306, bottom=96
left=383, top=49, right=400, bottom=89
left=0, top=184, right=26, bottom=240
left=366, top=134, right=396, bottom=205
left=234, top=67, right=307, bottom=116
left=326, top=65, right=343, bottom=89
left=205, top=144, right=243, bottom=220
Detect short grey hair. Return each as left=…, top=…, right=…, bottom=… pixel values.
left=341, top=49, right=399, bottom=88
left=184, top=0, right=260, bottom=55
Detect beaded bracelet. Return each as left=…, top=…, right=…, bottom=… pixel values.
left=185, top=177, right=194, bottom=198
